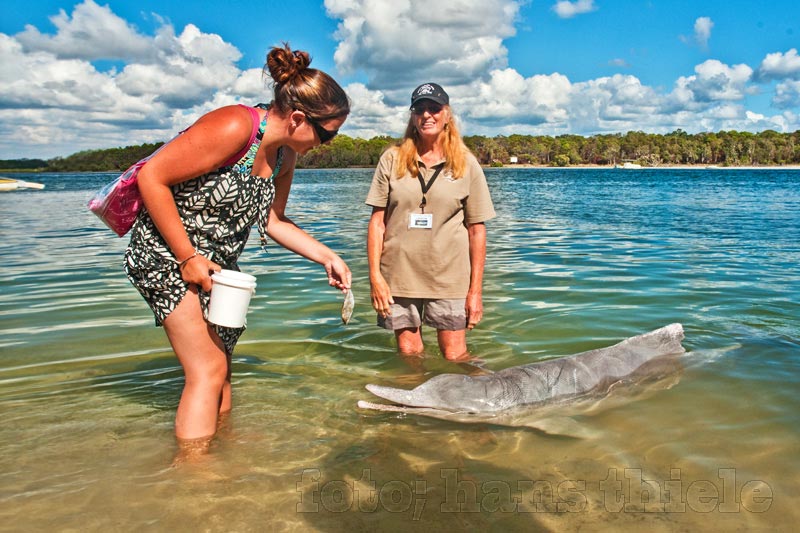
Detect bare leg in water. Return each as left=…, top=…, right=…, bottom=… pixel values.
left=163, top=286, right=231, bottom=458
left=437, top=329, right=468, bottom=361
left=396, top=327, right=469, bottom=361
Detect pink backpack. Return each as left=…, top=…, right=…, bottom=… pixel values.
left=88, top=105, right=260, bottom=237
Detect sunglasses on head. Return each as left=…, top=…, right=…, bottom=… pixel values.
left=411, top=102, right=444, bottom=115
left=305, top=115, right=339, bottom=144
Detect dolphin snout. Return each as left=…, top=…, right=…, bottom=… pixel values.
left=365, top=384, right=421, bottom=407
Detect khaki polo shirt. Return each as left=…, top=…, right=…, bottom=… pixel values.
left=366, top=147, right=496, bottom=298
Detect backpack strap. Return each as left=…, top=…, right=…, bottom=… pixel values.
left=222, top=104, right=260, bottom=166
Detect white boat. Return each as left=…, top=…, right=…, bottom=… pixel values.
left=620, top=162, right=642, bottom=169
left=0, top=178, right=45, bottom=191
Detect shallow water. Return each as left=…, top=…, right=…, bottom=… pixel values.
left=0, top=168, right=798, bottom=531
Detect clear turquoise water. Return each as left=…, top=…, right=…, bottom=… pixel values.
left=0, top=168, right=798, bottom=531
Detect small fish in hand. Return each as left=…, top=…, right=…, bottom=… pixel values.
left=341, top=289, right=355, bottom=324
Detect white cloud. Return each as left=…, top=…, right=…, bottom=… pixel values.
left=693, top=17, right=713, bottom=48
left=325, top=0, right=520, bottom=95
left=340, top=82, right=410, bottom=139
left=773, top=80, right=800, bottom=109
left=0, top=34, right=153, bottom=117
left=706, top=103, right=743, bottom=120
left=466, top=69, right=571, bottom=125
left=758, top=48, right=800, bottom=80
left=568, top=75, right=662, bottom=132
left=680, top=16, right=714, bottom=49
left=230, top=68, right=270, bottom=100
left=727, top=109, right=791, bottom=132
left=116, top=24, right=241, bottom=108
left=0, top=1, right=253, bottom=158
left=0, top=32, right=169, bottom=158
left=671, top=60, right=753, bottom=105
left=15, top=0, right=155, bottom=61
left=442, top=60, right=792, bottom=138
left=552, top=0, right=597, bottom=19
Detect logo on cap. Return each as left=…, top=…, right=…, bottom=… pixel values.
left=415, top=84, right=436, bottom=96
left=411, top=82, right=449, bottom=106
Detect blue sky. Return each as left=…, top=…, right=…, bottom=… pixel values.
left=1, top=0, right=799, bottom=159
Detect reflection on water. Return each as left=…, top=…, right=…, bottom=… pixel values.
left=0, top=169, right=798, bottom=530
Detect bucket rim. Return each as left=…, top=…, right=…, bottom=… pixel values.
left=212, top=269, right=257, bottom=283
left=211, top=270, right=257, bottom=289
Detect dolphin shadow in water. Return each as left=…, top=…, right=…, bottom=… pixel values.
left=358, top=324, right=687, bottom=436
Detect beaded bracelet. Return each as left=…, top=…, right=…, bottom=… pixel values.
left=177, top=250, right=199, bottom=269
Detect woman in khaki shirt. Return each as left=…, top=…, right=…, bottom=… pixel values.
left=366, top=83, right=496, bottom=360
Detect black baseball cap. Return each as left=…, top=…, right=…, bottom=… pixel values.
left=410, top=83, right=449, bottom=107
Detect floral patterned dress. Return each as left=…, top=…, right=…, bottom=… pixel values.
left=125, top=103, right=283, bottom=355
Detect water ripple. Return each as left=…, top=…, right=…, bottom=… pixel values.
left=1, top=169, right=798, bottom=530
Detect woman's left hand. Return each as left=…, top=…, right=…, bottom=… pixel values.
left=466, top=290, right=483, bottom=330
left=325, top=255, right=351, bottom=292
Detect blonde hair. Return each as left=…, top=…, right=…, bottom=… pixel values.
left=393, top=106, right=469, bottom=179
left=264, top=43, right=350, bottom=120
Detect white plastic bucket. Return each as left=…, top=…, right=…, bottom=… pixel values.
left=207, top=269, right=257, bottom=328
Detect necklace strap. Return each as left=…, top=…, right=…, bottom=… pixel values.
left=417, top=164, right=444, bottom=211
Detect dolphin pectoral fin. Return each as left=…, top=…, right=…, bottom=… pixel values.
left=685, top=344, right=741, bottom=367
left=357, top=400, right=413, bottom=413
left=357, top=400, right=451, bottom=418
left=524, top=416, right=599, bottom=439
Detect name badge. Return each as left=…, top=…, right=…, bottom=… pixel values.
left=409, top=213, right=433, bottom=229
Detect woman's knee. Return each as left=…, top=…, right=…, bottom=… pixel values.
left=184, top=355, right=229, bottom=389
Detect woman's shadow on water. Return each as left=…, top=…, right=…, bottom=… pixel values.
left=97, top=353, right=185, bottom=412
left=294, top=414, right=556, bottom=532
left=95, top=349, right=292, bottom=412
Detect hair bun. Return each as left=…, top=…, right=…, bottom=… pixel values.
left=266, top=43, right=311, bottom=85
left=262, top=42, right=349, bottom=120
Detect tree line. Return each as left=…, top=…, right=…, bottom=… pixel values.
left=3, top=129, right=799, bottom=172
left=464, top=129, right=800, bottom=167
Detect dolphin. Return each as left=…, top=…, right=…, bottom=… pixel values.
left=358, top=324, right=686, bottom=431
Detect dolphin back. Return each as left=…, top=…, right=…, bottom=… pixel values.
left=505, top=323, right=685, bottom=404
left=362, top=323, right=686, bottom=414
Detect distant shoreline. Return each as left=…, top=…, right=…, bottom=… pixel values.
left=4, top=164, right=800, bottom=174
left=484, top=164, right=800, bottom=170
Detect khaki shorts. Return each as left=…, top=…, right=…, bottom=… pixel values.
left=378, top=297, right=467, bottom=331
